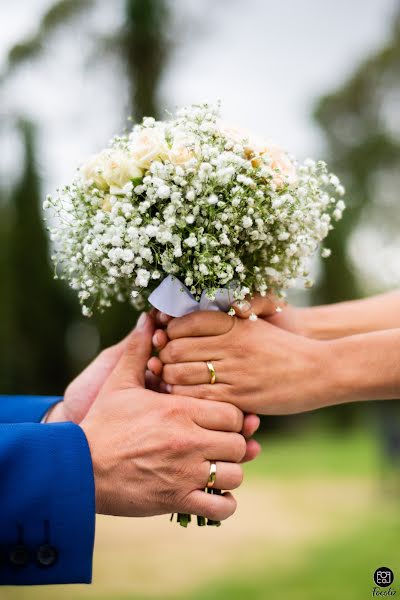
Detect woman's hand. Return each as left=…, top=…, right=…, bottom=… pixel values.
left=149, top=311, right=341, bottom=415
left=231, top=294, right=303, bottom=335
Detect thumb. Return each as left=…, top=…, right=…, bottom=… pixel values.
left=232, top=294, right=282, bottom=320
left=104, top=312, right=155, bottom=391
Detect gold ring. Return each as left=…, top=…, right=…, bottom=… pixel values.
left=207, top=461, right=217, bottom=488
left=206, top=361, right=216, bottom=385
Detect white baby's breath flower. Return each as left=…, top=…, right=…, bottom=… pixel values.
left=48, top=101, right=345, bottom=317
left=207, top=194, right=218, bottom=205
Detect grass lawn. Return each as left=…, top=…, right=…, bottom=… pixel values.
left=189, top=508, right=400, bottom=600
left=245, top=426, right=381, bottom=479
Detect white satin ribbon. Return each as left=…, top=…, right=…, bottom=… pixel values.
left=148, top=275, right=235, bottom=317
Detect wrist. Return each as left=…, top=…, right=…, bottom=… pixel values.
left=327, top=335, right=377, bottom=405
left=43, top=401, right=68, bottom=423
left=298, top=306, right=340, bottom=340
left=80, top=418, right=108, bottom=515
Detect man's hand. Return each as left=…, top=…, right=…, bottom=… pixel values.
left=45, top=325, right=165, bottom=424
left=150, top=311, right=339, bottom=415
left=80, top=313, right=250, bottom=521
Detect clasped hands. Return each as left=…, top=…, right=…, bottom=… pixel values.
left=46, top=312, right=260, bottom=523
left=148, top=299, right=340, bottom=416
left=48, top=290, right=400, bottom=524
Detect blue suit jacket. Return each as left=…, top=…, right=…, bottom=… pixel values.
left=0, top=396, right=95, bottom=585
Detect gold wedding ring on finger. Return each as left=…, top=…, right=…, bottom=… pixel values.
left=206, top=361, right=216, bottom=385
left=207, top=461, right=217, bottom=488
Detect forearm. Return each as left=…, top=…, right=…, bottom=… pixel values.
left=300, top=291, right=400, bottom=340
left=330, top=328, right=400, bottom=404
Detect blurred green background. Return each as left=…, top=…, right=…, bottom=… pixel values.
left=1, top=1, right=400, bottom=598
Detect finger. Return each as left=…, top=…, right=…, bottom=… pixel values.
left=159, top=337, right=223, bottom=364
left=197, top=461, right=243, bottom=490
left=165, top=383, right=230, bottom=403
left=242, top=414, right=260, bottom=439
left=191, top=400, right=243, bottom=433
left=232, top=294, right=280, bottom=319
left=152, top=328, right=169, bottom=350
left=155, top=311, right=174, bottom=327
left=105, top=312, right=154, bottom=390
left=201, top=430, right=247, bottom=463
left=241, top=439, right=262, bottom=463
left=147, top=356, right=163, bottom=377
left=163, top=361, right=228, bottom=386
left=145, top=371, right=164, bottom=393
left=185, top=490, right=237, bottom=521
left=167, top=311, right=234, bottom=341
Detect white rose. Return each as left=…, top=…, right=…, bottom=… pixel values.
left=81, top=149, right=142, bottom=190
left=130, top=127, right=169, bottom=170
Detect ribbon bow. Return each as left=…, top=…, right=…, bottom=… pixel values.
left=148, top=275, right=235, bottom=317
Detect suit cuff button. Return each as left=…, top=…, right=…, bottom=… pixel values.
left=9, top=544, right=30, bottom=567
left=36, top=544, right=58, bottom=567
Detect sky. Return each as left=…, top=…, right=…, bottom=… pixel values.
left=1, top=0, right=398, bottom=181
left=1, top=0, right=399, bottom=290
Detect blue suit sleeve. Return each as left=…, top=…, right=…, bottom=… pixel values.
left=0, top=422, right=95, bottom=585
left=0, top=396, right=62, bottom=423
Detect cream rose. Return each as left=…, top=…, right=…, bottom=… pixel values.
left=218, top=121, right=297, bottom=187
left=257, top=142, right=297, bottom=187
left=130, top=127, right=169, bottom=170
left=81, top=149, right=142, bottom=190
left=168, top=134, right=199, bottom=165
left=218, top=120, right=255, bottom=147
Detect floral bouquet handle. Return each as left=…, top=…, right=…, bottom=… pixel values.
left=149, top=276, right=234, bottom=527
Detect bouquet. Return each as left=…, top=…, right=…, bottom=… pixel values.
left=45, top=101, right=345, bottom=526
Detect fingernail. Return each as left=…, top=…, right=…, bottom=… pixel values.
left=137, top=312, right=148, bottom=329
left=159, top=312, right=169, bottom=324
left=233, top=300, right=251, bottom=313
left=165, top=384, right=172, bottom=394
left=152, top=332, right=161, bottom=347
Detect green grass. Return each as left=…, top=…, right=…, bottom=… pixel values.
left=188, top=508, right=400, bottom=600
left=245, top=427, right=381, bottom=479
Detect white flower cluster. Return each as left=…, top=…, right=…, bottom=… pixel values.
left=46, top=102, right=345, bottom=316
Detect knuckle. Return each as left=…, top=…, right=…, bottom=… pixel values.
left=163, top=396, right=188, bottom=420
left=166, top=319, right=178, bottom=339
left=164, top=341, right=181, bottom=364
left=233, top=465, right=244, bottom=487
left=207, top=496, right=236, bottom=522
left=167, top=433, right=193, bottom=456
left=201, top=385, right=218, bottom=401
left=234, top=434, right=247, bottom=462
left=162, top=364, right=180, bottom=384
left=227, top=405, right=244, bottom=432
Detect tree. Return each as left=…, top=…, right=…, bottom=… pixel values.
left=314, top=13, right=400, bottom=305
left=313, top=12, right=400, bottom=429
left=0, top=0, right=173, bottom=394
left=0, top=121, right=76, bottom=394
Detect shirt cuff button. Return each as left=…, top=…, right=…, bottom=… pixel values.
left=9, top=544, right=30, bottom=567
left=36, top=544, right=58, bottom=568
